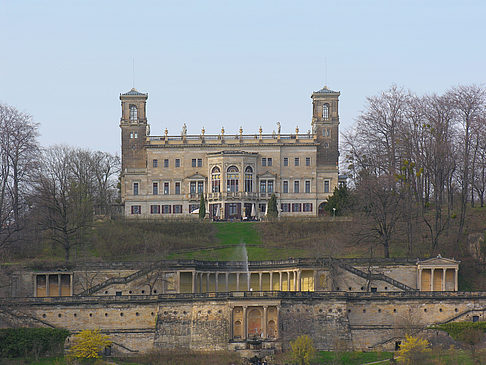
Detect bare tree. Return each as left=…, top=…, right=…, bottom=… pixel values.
left=0, top=104, right=39, bottom=251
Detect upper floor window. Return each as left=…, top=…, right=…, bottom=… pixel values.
left=153, top=182, right=159, bottom=195
left=294, top=158, right=300, bottom=166
left=306, top=157, right=311, bottom=166
left=305, top=180, right=311, bottom=193
left=294, top=180, right=300, bottom=193
left=197, top=181, right=204, bottom=194
left=133, top=182, right=139, bottom=196
left=283, top=180, right=289, bottom=193
left=197, top=158, right=202, bottom=167
left=262, top=158, right=267, bottom=167
left=192, top=159, right=197, bottom=167
left=164, top=182, right=169, bottom=195
left=153, top=159, right=158, bottom=168
left=283, top=158, right=288, bottom=167
left=244, top=166, right=253, bottom=193
left=211, top=166, right=221, bottom=193
left=129, top=105, right=138, bottom=122
left=260, top=180, right=266, bottom=193
left=324, top=180, right=330, bottom=193
left=227, top=166, right=239, bottom=192
left=322, top=104, right=329, bottom=120
left=175, top=182, right=181, bottom=195
left=268, top=158, right=273, bottom=167
left=164, top=159, right=169, bottom=168
left=175, top=158, right=181, bottom=168
left=267, top=180, right=274, bottom=193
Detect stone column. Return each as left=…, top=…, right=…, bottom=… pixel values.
left=418, top=268, right=422, bottom=291
left=442, top=268, right=446, bottom=291
left=192, top=272, right=196, bottom=293
left=455, top=268, right=458, bottom=291
left=263, top=306, right=268, bottom=338
left=243, top=306, right=248, bottom=340
left=294, top=271, right=297, bottom=291
left=70, top=274, right=73, bottom=296
left=276, top=307, right=280, bottom=338
left=34, top=275, right=38, bottom=297
left=269, top=272, right=273, bottom=291
left=215, top=272, right=219, bottom=292
left=46, top=274, right=50, bottom=297
left=236, top=273, right=240, bottom=291
left=279, top=272, right=282, bottom=291
left=225, top=273, right=229, bottom=292
left=199, top=273, right=202, bottom=293
left=58, top=274, right=61, bottom=296
left=430, top=268, right=435, bottom=291
left=247, top=273, right=250, bottom=291
left=206, top=273, right=210, bottom=292
left=297, top=271, right=301, bottom=291
left=259, top=273, right=262, bottom=291
left=287, top=271, right=291, bottom=291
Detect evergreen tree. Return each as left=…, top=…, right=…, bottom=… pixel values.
left=199, top=193, right=206, bottom=220
left=324, top=185, right=352, bottom=216
left=267, top=193, right=278, bottom=218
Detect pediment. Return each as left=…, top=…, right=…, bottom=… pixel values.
left=257, top=171, right=276, bottom=179
left=186, top=173, right=206, bottom=180
left=417, top=255, right=460, bottom=267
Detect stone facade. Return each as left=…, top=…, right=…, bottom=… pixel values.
left=0, top=256, right=478, bottom=356
left=120, top=86, right=342, bottom=218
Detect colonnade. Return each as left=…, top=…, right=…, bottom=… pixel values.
left=231, top=305, right=279, bottom=340
left=34, top=273, right=73, bottom=297
left=418, top=267, right=458, bottom=291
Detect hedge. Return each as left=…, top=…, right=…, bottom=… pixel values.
left=0, top=328, right=70, bottom=358
left=432, top=322, right=486, bottom=341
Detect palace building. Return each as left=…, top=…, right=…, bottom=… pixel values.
left=120, top=85, right=342, bottom=218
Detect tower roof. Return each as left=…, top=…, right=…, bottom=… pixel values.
left=314, top=85, right=339, bottom=94
left=121, top=88, right=147, bottom=96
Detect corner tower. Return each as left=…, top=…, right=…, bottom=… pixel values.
left=311, top=86, right=340, bottom=168
left=120, top=88, right=149, bottom=172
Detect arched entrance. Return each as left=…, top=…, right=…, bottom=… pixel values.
left=318, top=202, right=327, bottom=216
left=247, top=308, right=263, bottom=337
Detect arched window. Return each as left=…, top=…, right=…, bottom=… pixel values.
left=322, top=104, right=329, bottom=119
left=244, top=166, right=253, bottom=192
left=129, top=105, right=138, bottom=122
left=211, top=166, right=221, bottom=193
left=226, top=166, right=239, bottom=192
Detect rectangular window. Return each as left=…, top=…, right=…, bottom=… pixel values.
left=173, top=205, right=182, bottom=214
left=197, top=181, right=204, bottom=193
left=260, top=180, right=266, bottom=193
left=324, top=180, right=330, bottom=193
left=197, top=158, right=202, bottom=167
left=281, top=203, right=290, bottom=212
left=259, top=203, right=266, bottom=213
left=152, top=182, right=159, bottom=195
left=164, top=159, right=169, bottom=168
left=305, top=180, right=311, bottom=193
left=164, top=182, right=169, bottom=195
left=131, top=205, right=141, bottom=214
left=190, top=181, right=196, bottom=194
left=161, top=205, right=171, bottom=214
left=294, top=181, right=300, bottom=193
left=175, top=182, right=181, bottom=195
left=306, top=157, right=310, bottom=166
left=268, top=158, right=272, bottom=166
left=283, top=181, right=289, bottom=193
left=192, top=159, right=196, bottom=167
left=189, top=204, right=199, bottom=213
left=150, top=205, right=160, bottom=214
left=294, top=158, right=300, bottom=166
left=153, top=159, right=158, bottom=168
left=292, top=203, right=302, bottom=212
left=303, top=203, right=313, bottom=212
left=175, top=158, right=180, bottom=168
left=283, top=157, right=288, bottom=166
left=133, top=182, right=139, bottom=196
left=262, top=158, right=267, bottom=167
left=267, top=180, right=274, bottom=193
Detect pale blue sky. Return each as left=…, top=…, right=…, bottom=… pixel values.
left=1, top=0, right=485, bottom=154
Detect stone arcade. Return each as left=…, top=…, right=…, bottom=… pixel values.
left=2, top=256, right=485, bottom=357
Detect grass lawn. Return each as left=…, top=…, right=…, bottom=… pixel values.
left=214, top=222, right=262, bottom=245
left=316, top=351, right=393, bottom=364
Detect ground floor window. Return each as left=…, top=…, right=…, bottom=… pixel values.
left=162, top=205, right=171, bottom=214
left=173, top=205, right=182, bottom=214
left=281, top=203, right=290, bottom=212
left=259, top=203, right=266, bottom=213
left=303, top=203, right=313, bottom=212
left=189, top=204, right=199, bottom=213
left=292, top=203, right=302, bottom=212
left=131, top=205, right=141, bottom=214
left=150, top=205, right=160, bottom=214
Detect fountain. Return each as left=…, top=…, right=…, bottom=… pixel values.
left=239, top=242, right=250, bottom=291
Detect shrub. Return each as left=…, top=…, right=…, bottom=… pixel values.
left=395, top=334, right=431, bottom=364
left=0, top=328, right=70, bottom=358
left=290, top=334, right=316, bottom=365
left=432, top=321, right=486, bottom=341
left=66, top=329, right=111, bottom=360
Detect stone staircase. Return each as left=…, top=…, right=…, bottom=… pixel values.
left=333, top=259, right=417, bottom=292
